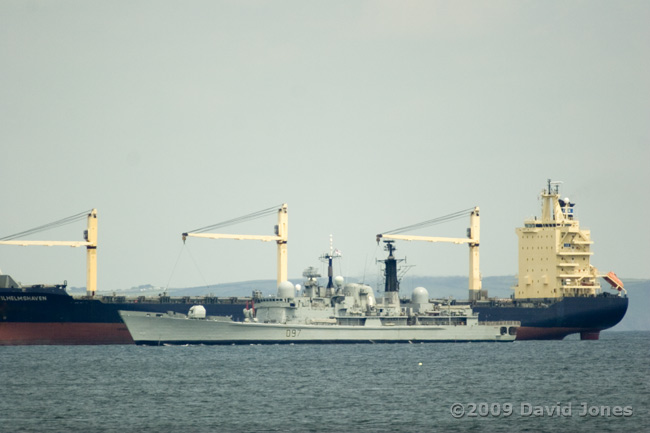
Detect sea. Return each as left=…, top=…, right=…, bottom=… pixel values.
left=1, top=331, right=648, bottom=433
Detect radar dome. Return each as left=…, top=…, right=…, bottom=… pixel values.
left=334, top=276, right=345, bottom=288
left=411, top=287, right=429, bottom=304
left=277, top=281, right=295, bottom=298
left=188, top=305, right=206, bottom=319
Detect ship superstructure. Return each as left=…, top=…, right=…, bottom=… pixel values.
left=514, top=180, right=606, bottom=299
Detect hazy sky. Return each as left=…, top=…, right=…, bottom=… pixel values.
left=1, top=1, right=648, bottom=292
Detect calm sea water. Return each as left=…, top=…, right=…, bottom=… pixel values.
left=1, top=331, right=648, bottom=433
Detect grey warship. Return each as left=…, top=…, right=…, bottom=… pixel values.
left=119, top=242, right=518, bottom=345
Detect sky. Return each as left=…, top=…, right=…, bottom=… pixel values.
left=1, top=1, right=648, bottom=292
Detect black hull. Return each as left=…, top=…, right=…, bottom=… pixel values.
left=0, top=288, right=246, bottom=345
left=0, top=291, right=247, bottom=323
left=472, top=294, right=629, bottom=340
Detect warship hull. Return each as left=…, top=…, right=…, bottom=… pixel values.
left=119, top=311, right=517, bottom=345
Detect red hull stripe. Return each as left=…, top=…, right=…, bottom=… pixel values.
left=0, top=323, right=134, bottom=345
left=517, top=327, right=600, bottom=340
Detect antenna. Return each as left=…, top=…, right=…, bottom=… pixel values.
left=320, top=235, right=341, bottom=295
left=548, top=179, right=563, bottom=194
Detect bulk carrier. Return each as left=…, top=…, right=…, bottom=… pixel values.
left=0, top=182, right=629, bottom=344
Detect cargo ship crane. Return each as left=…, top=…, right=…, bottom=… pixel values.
left=0, top=209, right=98, bottom=297
left=376, top=207, right=483, bottom=302
left=182, top=204, right=288, bottom=285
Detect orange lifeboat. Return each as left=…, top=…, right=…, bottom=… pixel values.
left=603, top=272, right=624, bottom=291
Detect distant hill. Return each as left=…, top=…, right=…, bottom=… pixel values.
left=80, top=276, right=648, bottom=331
left=609, top=279, right=650, bottom=332
left=156, top=275, right=517, bottom=299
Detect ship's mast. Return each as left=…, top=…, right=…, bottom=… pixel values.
left=320, top=235, right=341, bottom=297
left=542, top=179, right=565, bottom=223
left=381, top=240, right=400, bottom=293
left=377, top=240, right=404, bottom=306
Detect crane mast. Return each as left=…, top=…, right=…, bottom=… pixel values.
left=0, top=209, right=98, bottom=297
left=182, top=204, right=288, bottom=285
left=376, top=207, right=483, bottom=302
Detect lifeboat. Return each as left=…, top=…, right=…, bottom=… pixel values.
left=603, top=272, right=624, bottom=291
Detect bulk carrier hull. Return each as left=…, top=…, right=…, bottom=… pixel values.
left=472, top=294, right=628, bottom=340
left=0, top=286, right=247, bottom=345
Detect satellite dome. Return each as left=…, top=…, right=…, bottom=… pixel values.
left=334, top=276, right=345, bottom=288
left=277, top=281, right=295, bottom=298
left=411, top=287, right=429, bottom=304
left=188, top=305, right=206, bottom=319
